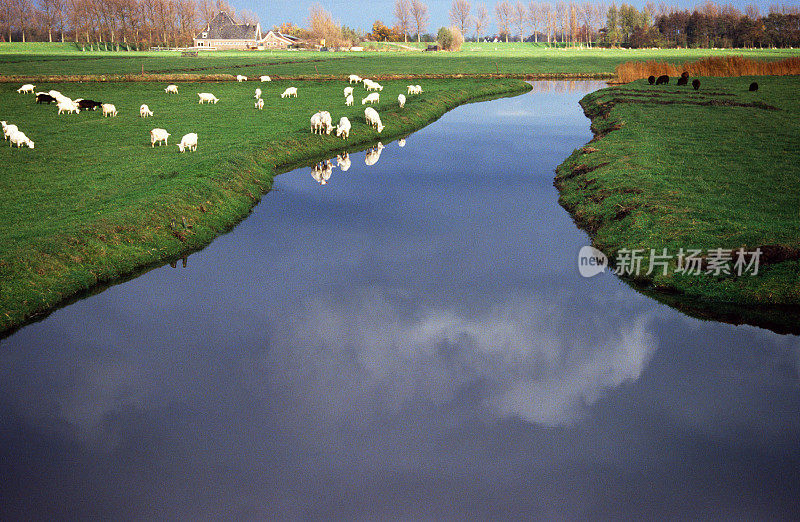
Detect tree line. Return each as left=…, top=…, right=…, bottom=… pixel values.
left=1, top=0, right=798, bottom=48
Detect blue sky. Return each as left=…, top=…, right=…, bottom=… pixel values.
left=236, top=0, right=781, bottom=34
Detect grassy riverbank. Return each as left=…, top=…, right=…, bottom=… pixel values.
left=2, top=43, right=799, bottom=78
left=555, top=75, right=800, bottom=322
left=0, top=78, right=531, bottom=335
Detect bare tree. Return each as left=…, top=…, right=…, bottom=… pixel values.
left=308, top=3, right=343, bottom=46
left=409, top=0, right=428, bottom=42
left=495, top=0, right=512, bottom=41
left=526, top=1, right=538, bottom=42
left=554, top=1, right=565, bottom=42
left=450, top=0, right=471, bottom=35
left=744, top=3, right=759, bottom=18
left=512, top=0, right=525, bottom=40
left=37, top=0, right=64, bottom=41
left=239, top=7, right=257, bottom=25
left=473, top=2, right=488, bottom=38
left=394, top=0, right=411, bottom=42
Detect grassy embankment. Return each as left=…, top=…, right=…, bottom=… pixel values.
left=555, top=75, right=799, bottom=330
left=0, top=77, right=531, bottom=335
left=2, top=42, right=799, bottom=79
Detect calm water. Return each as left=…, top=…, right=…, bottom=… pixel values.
left=2, top=81, right=799, bottom=519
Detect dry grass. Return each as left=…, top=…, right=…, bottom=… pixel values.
left=616, top=55, right=800, bottom=83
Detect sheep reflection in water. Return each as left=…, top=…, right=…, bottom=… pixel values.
left=398, top=138, right=406, bottom=147
left=336, top=152, right=351, bottom=172
left=311, top=159, right=334, bottom=185
left=365, top=142, right=384, bottom=166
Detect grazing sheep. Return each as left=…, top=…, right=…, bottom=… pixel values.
left=57, top=99, right=80, bottom=114
left=165, top=84, right=179, bottom=94
left=676, top=76, right=688, bottom=86
left=140, top=104, right=153, bottom=117
left=36, top=93, right=56, bottom=104
left=345, top=94, right=354, bottom=106
left=364, top=142, right=384, bottom=166
left=336, top=117, right=351, bottom=140
left=197, top=92, right=219, bottom=104
left=344, top=86, right=354, bottom=97
left=77, top=99, right=102, bottom=111
left=17, top=84, right=35, bottom=94
left=260, top=75, right=271, bottom=82
left=647, top=75, right=655, bottom=85
left=310, top=112, right=323, bottom=134
left=3, top=123, right=19, bottom=140
left=48, top=89, right=64, bottom=99
left=362, top=92, right=380, bottom=105
left=255, top=97, right=264, bottom=110
left=254, top=88, right=262, bottom=99
left=749, top=81, right=758, bottom=91
left=337, top=152, right=351, bottom=171
left=319, top=111, right=333, bottom=134
left=236, top=74, right=247, bottom=82
left=364, top=107, right=384, bottom=133
left=407, top=84, right=416, bottom=94
left=177, top=133, right=198, bottom=152
left=692, top=79, right=700, bottom=91
left=414, top=84, right=422, bottom=93
left=680, top=71, right=689, bottom=79
left=311, top=160, right=333, bottom=185
left=398, top=94, right=405, bottom=108
left=348, top=74, right=362, bottom=84
left=655, top=75, right=669, bottom=85
left=9, top=129, right=34, bottom=148
left=364, top=80, right=383, bottom=91
left=101, top=103, right=118, bottom=117
left=150, top=128, right=170, bottom=147
left=280, top=87, right=298, bottom=98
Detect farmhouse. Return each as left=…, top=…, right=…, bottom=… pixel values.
left=260, top=31, right=299, bottom=49
left=193, top=12, right=262, bottom=50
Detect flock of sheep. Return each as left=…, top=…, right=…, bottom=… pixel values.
left=9, top=74, right=424, bottom=158
left=648, top=72, right=760, bottom=92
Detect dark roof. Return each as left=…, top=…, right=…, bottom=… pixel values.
left=199, top=12, right=260, bottom=40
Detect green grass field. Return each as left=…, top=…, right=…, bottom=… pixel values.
left=555, top=75, right=800, bottom=315
left=2, top=42, right=799, bottom=78
left=0, top=77, right=530, bottom=334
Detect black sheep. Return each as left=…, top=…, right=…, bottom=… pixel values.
left=77, top=99, right=102, bottom=111
left=692, top=79, right=700, bottom=91
left=655, top=75, right=669, bottom=85
left=749, top=81, right=759, bottom=91
left=680, top=71, right=690, bottom=79
left=648, top=75, right=655, bottom=85
left=677, top=76, right=688, bottom=86
left=36, top=93, right=56, bottom=104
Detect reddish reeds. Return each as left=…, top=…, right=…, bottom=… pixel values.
left=616, top=55, right=800, bottom=83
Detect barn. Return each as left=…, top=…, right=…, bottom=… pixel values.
left=193, top=12, right=262, bottom=50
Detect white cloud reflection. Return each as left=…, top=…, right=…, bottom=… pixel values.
left=285, top=289, right=658, bottom=426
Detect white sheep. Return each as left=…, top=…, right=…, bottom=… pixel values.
left=197, top=92, right=219, bottom=104
left=48, top=89, right=64, bottom=99
left=365, top=142, right=384, bottom=166
left=280, top=87, right=298, bottom=98
left=102, top=103, right=118, bottom=117
left=348, top=74, right=362, bottom=84
left=9, top=129, right=34, bottom=148
left=236, top=74, right=247, bottom=82
left=57, top=99, right=80, bottom=114
left=2, top=122, right=18, bottom=140
left=254, top=88, right=262, bottom=99
left=310, top=112, right=323, bottom=134
left=260, top=75, right=271, bottom=82
left=139, top=104, right=153, bottom=117
left=345, top=94, right=354, bottom=106
left=255, top=97, right=264, bottom=110
left=17, top=84, right=35, bottom=94
left=336, top=117, right=351, bottom=140
left=364, top=107, right=384, bottom=133
left=165, top=84, right=179, bottom=94
left=319, top=111, right=333, bottom=134
left=337, top=152, right=351, bottom=171
left=150, top=128, right=170, bottom=147
left=177, top=133, right=198, bottom=152
left=364, top=79, right=383, bottom=91
left=362, top=92, right=380, bottom=105
left=407, top=84, right=416, bottom=94
left=398, top=94, right=406, bottom=108
left=344, top=86, right=354, bottom=97
left=415, top=84, right=423, bottom=93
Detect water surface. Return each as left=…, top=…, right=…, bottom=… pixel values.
left=1, top=81, right=798, bottom=519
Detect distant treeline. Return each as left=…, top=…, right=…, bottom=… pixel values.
left=0, top=0, right=798, bottom=49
